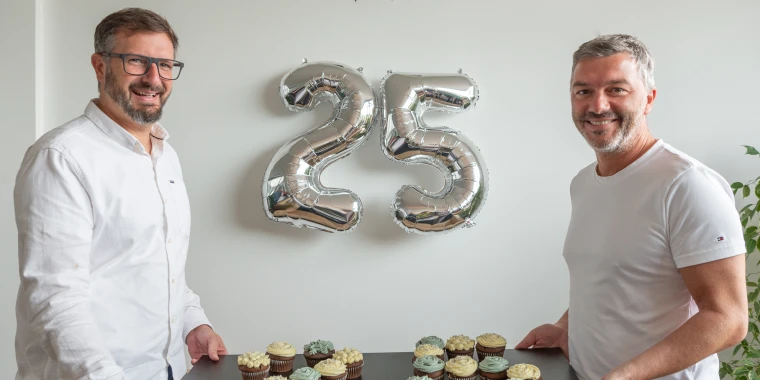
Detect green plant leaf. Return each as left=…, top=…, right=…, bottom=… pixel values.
left=749, top=239, right=758, bottom=255
left=735, top=182, right=748, bottom=190
left=744, top=145, right=760, bottom=156
left=736, top=367, right=751, bottom=376
left=756, top=183, right=760, bottom=199
left=735, top=344, right=744, bottom=356
left=749, top=282, right=758, bottom=287
left=756, top=201, right=760, bottom=212
left=749, top=226, right=759, bottom=236
left=746, top=185, right=753, bottom=198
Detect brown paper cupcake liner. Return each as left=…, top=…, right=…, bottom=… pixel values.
left=239, top=368, right=268, bottom=380
left=445, top=349, right=474, bottom=360
left=306, top=358, right=324, bottom=368
left=446, top=372, right=477, bottom=380
left=346, top=362, right=363, bottom=379
left=320, top=374, right=348, bottom=380
left=270, top=358, right=294, bottom=372
left=476, top=349, right=505, bottom=361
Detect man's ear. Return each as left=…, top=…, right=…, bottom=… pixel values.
left=91, top=53, right=106, bottom=91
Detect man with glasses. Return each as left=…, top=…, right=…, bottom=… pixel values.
left=14, top=8, right=226, bottom=380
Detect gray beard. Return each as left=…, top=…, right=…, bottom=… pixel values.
left=104, top=67, right=168, bottom=125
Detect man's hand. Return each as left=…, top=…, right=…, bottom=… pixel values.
left=186, top=325, right=228, bottom=364
left=514, top=323, right=569, bottom=358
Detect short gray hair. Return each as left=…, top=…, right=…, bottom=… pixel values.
left=571, top=34, right=655, bottom=91
left=94, top=8, right=179, bottom=55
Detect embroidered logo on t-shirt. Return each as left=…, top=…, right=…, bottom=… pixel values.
left=717, top=236, right=725, bottom=241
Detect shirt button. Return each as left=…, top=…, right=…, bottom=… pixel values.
left=167, top=238, right=172, bottom=244
left=171, top=317, right=176, bottom=324
left=172, top=278, right=176, bottom=284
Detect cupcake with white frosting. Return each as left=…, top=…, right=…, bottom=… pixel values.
left=314, top=358, right=347, bottom=380
left=237, top=351, right=270, bottom=380
left=445, top=335, right=475, bottom=360
left=444, top=355, right=478, bottom=380
left=507, top=363, right=542, bottom=380
left=412, top=343, right=445, bottom=363
left=266, top=341, right=296, bottom=373
left=475, top=333, right=506, bottom=361
left=333, top=347, right=363, bottom=379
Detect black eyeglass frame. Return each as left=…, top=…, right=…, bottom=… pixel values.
left=99, top=52, right=184, bottom=80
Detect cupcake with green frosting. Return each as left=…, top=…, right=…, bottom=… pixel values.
left=415, top=336, right=445, bottom=350
left=290, top=367, right=321, bottom=380
left=407, top=377, right=432, bottom=380
left=478, top=356, right=509, bottom=379
left=304, top=339, right=335, bottom=368
left=412, top=355, right=445, bottom=380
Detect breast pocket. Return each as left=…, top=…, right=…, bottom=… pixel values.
left=169, top=179, right=192, bottom=237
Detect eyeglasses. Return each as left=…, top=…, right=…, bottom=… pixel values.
left=100, top=52, right=184, bottom=80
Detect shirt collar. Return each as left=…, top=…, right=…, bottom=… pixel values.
left=84, top=99, right=170, bottom=152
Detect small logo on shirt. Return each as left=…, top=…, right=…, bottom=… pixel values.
left=717, top=236, right=724, bottom=241
left=169, top=180, right=175, bottom=184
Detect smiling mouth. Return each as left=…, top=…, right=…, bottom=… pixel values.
left=132, top=90, right=159, bottom=98
left=587, top=119, right=617, bottom=126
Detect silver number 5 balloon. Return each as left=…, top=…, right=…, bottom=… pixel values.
left=381, top=72, right=488, bottom=234
left=262, top=61, right=378, bottom=233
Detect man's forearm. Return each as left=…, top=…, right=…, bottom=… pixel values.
left=618, top=309, right=745, bottom=379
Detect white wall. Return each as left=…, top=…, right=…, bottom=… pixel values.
left=1, top=0, right=757, bottom=377
left=0, top=1, right=37, bottom=380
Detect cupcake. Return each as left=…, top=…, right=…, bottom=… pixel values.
left=445, top=335, right=475, bottom=360
left=507, top=363, right=542, bottom=380
left=478, top=356, right=509, bottom=379
left=304, top=340, right=336, bottom=368
left=333, top=347, right=363, bottom=379
left=266, top=377, right=288, bottom=380
left=444, top=355, right=478, bottom=380
left=415, top=336, right=445, bottom=350
left=267, top=341, right=296, bottom=372
left=237, top=351, right=270, bottom=380
left=475, top=333, right=506, bottom=361
left=290, top=367, right=321, bottom=380
left=412, top=355, right=445, bottom=380
left=413, top=344, right=445, bottom=363
left=407, top=377, right=433, bottom=380
left=314, top=358, right=348, bottom=380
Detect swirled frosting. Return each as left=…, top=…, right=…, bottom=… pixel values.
left=413, top=355, right=445, bottom=373
left=290, top=367, right=321, bottom=380
left=415, top=336, right=445, bottom=349
left=407, top=377, right=433, bottom=380
left=507, top=363, right=541, bottom=379
left=476, top=333, right=506, bottom=348
left=237, top=352, right=269, bottom=369
left=266, top=341, right=296, bottom=357
left=414, top=344, right=444, bottom=358
left=444, top=355, right=477, bottom=377
left=478, top=356, right=509, bottom=372
left=265, top=376, right=288, bottom=380
left=314, top=358, right=347, bottom=376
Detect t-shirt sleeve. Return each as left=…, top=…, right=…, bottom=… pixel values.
left=667, top=165, right=745, bottom=268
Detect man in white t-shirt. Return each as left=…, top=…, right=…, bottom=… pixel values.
left=515, top=34, right=747, bottom=380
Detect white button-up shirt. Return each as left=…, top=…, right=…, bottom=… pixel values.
left=14, top=100, right=211, bottom=380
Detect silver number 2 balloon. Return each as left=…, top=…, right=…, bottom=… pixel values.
left=262, top=61, right=378, bottom=233
left=381, top=72, right=489, bottom=234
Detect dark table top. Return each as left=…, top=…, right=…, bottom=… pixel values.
left=185, top=348, right=578, bottom=379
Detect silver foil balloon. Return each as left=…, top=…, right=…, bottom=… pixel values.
left=262, top=61, right=378, bottom=233
left=381, top=72, right=488, bottom=233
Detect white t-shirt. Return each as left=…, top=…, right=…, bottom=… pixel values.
left=563, top=140, right=744, bottom=380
